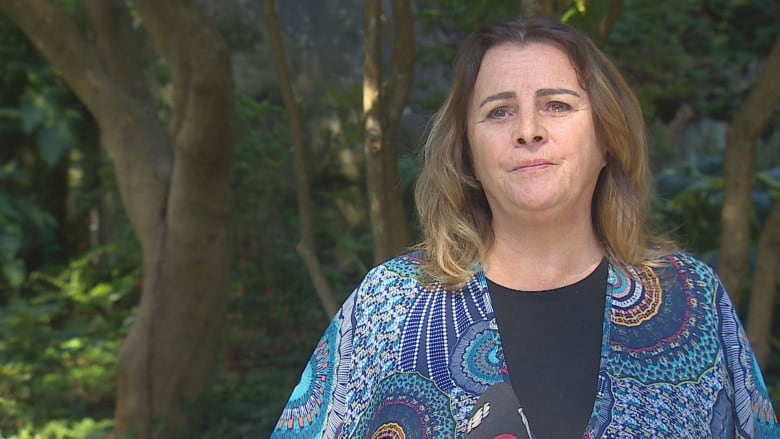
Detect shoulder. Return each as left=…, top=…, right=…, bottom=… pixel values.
left=349, top=250, right=487, bottom=330
left=663, top=252, right=717, bottom=276
left=638, top=252, right=728, bottom=321
left=372, top=250, right=427, bottom=281
left=617, top=252, right=720, bottom=292
left=607, top=252, right=724, bottom=337
left=348, top=251, right=437, bottom=322
left=654, top=252, right=721, bottom=293
left=355, top=251, right=427, bottom=297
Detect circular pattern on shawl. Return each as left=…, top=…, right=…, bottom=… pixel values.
left=274, top=322, right=337, bottom=437
left=608, top=262, right=719, bottom=384
left=370, top=422, right=406, bottom=439
left=610, top=265, right=662, bottom=327
left=356, top=372, right=456, bottom=439
left=449, top=321, right=504, bottom=393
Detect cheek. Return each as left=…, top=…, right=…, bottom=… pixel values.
left=467, top=132, right=486, bottom=174
left=470, top=150, right=486, bottom=182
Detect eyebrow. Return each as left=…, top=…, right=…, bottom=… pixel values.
left=478, top=88, right=582, bottom=108
left=536, top=88, right=582, bottom=98
left=478, top=91, right=516, bottom=108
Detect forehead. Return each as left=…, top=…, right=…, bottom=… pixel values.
left=473, top=42, right=583, bottom=94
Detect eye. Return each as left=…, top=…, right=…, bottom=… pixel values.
left=487, top=107, right=513, bottom=119
left=545, top=101, right=572, bottom=112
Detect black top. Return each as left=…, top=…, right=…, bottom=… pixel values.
left=487, top=259, right=608, bottom=439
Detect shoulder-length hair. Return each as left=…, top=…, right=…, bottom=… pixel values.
left=414, top=16, right=673, bottom=288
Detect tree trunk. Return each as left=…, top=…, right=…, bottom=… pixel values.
left=0, top=1, right=238, bottom=437
left=718, top=34, right=780, bottom=307
left=592, top=0, right=624, bottom=46
left=260, top=0, right=339, bottom=318
left=363, top=0, right=390, bottom=263
left=363, top=0, right=413, bottom=263
left=381, top=0, right=414, bottom=254
left=746, top=201, right=780, bottom=367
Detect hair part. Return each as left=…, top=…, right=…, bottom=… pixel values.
left=414, top=16, right=674, bottom=289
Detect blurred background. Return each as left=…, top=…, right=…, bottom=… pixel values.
left=0, top=0, right=778, bottom=437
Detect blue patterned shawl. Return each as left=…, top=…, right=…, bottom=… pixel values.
left=272, top=252, right=780, bottom=438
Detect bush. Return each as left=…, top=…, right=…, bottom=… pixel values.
left=0, top=246, right=138, bottom=437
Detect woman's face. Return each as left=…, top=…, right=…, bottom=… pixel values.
left=466, top=42, right=606, bottom=228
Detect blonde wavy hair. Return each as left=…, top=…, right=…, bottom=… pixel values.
left=414, top=16, right=673, bottom=288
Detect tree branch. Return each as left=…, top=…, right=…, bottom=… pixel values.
left=746, top=201, right=780, bottom=367
left=383, top=0, right=414, bottom=134
left=0, top=0, right=113, bottom=112
left=377, top=0, right=413, bottom=254
left=83, top=0, right=150, bottom=94
left=363, top=0, right=391, bottom=262
left=260, top=0, right=339, bottom=318
left=132, top=0, right=236, bottom=166
left=718, top=33, right=780, bottom=306
left=0, top=0, right=172, bottom=250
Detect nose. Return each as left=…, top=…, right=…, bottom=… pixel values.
left=514, top=114, right=546, bottom=146
left=517, top=134, right=544, bottom=145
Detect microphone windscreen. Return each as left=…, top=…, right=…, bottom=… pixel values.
left=465, top=383, right=533, bottom=439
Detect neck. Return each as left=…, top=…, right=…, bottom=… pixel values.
left=483, top=213, right=605, bottom=291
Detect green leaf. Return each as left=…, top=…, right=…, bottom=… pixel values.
left=18, top=94, right=46, bottom=135
left=36, top=121, right=73, bottom=166
left=0, top=226, right=23, bottom=257
left=2, top=258, right=26, bottom=288
left=87, top=283, right=113, bottom=300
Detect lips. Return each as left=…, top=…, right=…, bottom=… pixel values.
left=514, top=159, right=554, bottom=171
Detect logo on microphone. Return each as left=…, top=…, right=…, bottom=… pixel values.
left=467, top=401, right=491, bottom=433
left=465, top=383, right=534, bottom=439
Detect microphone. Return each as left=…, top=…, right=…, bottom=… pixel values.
left=465, top=383, right=534, bottom=439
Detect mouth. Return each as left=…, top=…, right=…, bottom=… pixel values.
left=514, top=159, right=554, bottom=172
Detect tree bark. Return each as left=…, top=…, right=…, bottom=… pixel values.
left=363, top=0, right=413, bottom=263
left=0, top=1, right=237, bottom=437
left=260, top=0, right=339, bottom=318
left=363, top=0, right=390, bottom=263
left=718, top=34, right=780, bottom=307
left=746, top=201, right=780, bottom=367
left=593, top=0, right=623, bottom=46
left=381, top=0, right=414, bottom=255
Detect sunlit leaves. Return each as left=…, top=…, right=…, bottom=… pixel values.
left=0, top=247, right=138, bottom=435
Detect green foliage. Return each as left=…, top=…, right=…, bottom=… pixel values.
left=414, top=0, right=523, bottom=108
left=0, top=13, right=97, bottom=288
left=654, top=145, right=780, bottom=263
left=0, top=14, right=132, bottom=429
left=654, top=155, right=726, bottom=261
left=0, top=246, right=138, bottom=437
left=0, top=162, right=57, bottom=288
left=18, top=77, right=80, bottom=167
left=196, top=95, right=369, bottom=437
left=4, top=418, right=113, bottom=439
left=605, top=0, right=780, bottom=120
left=562, top=0, right=621, bottom=43
left=0, top=17, right=80, bottom=167
left=417, top=0, right=522, bottom=36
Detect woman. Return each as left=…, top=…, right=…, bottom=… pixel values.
left=272, top=16, right=779, bottom=438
